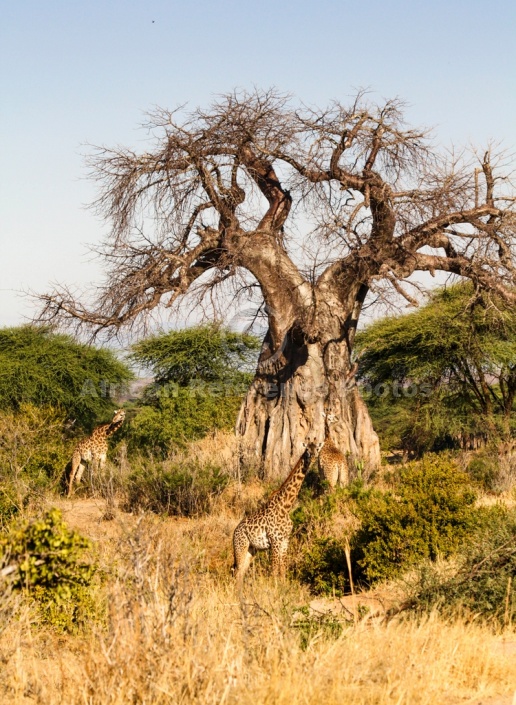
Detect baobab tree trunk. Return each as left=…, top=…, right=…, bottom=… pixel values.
left=236, top=327, right=380, bottom=481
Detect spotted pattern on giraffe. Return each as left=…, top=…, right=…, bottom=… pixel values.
left=318, top=412, right=349, bottom=490
left=232, top=441, right=318, bottom=585
left=67, top=409, right=125, bottom=496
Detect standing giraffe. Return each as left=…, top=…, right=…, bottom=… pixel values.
left=318, top=412, right=349, bottom=490
left=232, top=440, right=318, bottom=584
left=67, top=409, right=126, bottom=497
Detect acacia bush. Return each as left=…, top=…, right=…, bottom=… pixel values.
left=126, top=390, right=244, bottom=454
left=0, top=508, right=100, bottom=632
left=404, top=505, right=516, bottom=628
left=296, top=537, right=349, bottom=596
left=0, top=325, right=132, bottom=431
left=0, top=405, right=71, bottom=521
left=351, top=456, right=477, bottom=584
left=130, top=324, right=259, bottom=387
left=126, top=325, right=259, bottom=454
left=291, top=484, right=358, bottom=595
left=125, top=458, right=229, bottom=516
left=292, top=456, right=478, bottom=595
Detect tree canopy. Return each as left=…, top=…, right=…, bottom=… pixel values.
left=130, top=324, right=260, bottom=387
left=0, top=326, right=132, bottom=429
left=356, top=283, right=516, bottom=450
left=127, top=326, right=259, bottom=453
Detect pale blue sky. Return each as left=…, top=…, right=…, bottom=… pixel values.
left=1, top=0, right=515, bottom=328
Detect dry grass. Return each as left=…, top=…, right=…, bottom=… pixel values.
left=1, top=496, right=516, bottom=705
left=166, top=429, right=261, bottom=480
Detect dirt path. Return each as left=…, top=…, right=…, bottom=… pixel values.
left=47, top=496, right=138, bottom=542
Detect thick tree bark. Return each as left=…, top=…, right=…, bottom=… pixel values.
left=236, top=325, right=380, bottom=481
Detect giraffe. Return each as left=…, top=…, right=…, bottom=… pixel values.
left=67, top=409, right=126, bottom=497
left=232, top=440, right=319, bottom=585
left=318, top=412, right=349, bottom=490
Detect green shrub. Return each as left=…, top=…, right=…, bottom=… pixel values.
left=467, top=453, right=499, bottom=492
left=0, top=325, right=132, bottom=431
left=291, top=483, right=360, bottom=594
left=126, top=389, right=244, bottom=454
left=352, top=456, right=477, bottom=583
left=293, top=457, right=478, bottom=595
left=125, top=459, right=229, bottom=516
left=404, top=505, right=516, bottom=627
left=467, top=448, right=516, bottom=494
left=0, top=508, right=100, bottom=632
left=292, top=605, right=345, bottom=650
left=297, top=537, right=348, bottom=596
left=0, top=405, right=72, bottom=521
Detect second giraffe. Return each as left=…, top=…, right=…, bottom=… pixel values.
left=232, top=439, right=319, bottom=585
left=67, top=409, right=126, bottom=497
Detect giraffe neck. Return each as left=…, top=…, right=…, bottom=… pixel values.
left=91, top=418, right=123, bottom=441
left=267, top=450, right=310, bottom=513
left=324, top=422, right=337, bottom=446
left=105, top=418, right=124, bottom=437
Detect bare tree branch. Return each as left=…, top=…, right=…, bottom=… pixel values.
left=35, top=89, right=516, bottom=342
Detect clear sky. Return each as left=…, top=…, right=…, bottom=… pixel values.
left=1, top=0, right=515, bottom=329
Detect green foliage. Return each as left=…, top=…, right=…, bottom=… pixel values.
left=0, top=405, right=72, bottom=521
left=127, top=325, right=259, bottom=453
left=405, top=505, right=516, bottom=628
left=130, top=324, right=260, bottom=387
left=292, top=605, right=345, bottom=650
left=0, top=325, right=132, bottom=430
left=467, top=453, right=500, bottom=493
left=125, top=459, right=229, bottom=516
left=293, top=458, right=478, bottom=595
left=0, top=508, right=100, bottom=632
left=352, top=456, right=477, bottom=583
left=291, top=483, right=359, bottom=595
left=466, top=448, right=516, bottom=495
left=126, top=388, right=244, bottom=453
left=297, top=537, right=348, bottom=596
left=356, top=282, right=516, bottom=453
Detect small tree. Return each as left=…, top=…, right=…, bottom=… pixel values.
left=128, top=325, right=260, bottom=452
left=0, top=326, right=132, bottom=430
left=356, top=283, right=516, bottom=451
left=130, top=324, right=259, bottom=387
left=38, top=90, right=516, bottom=478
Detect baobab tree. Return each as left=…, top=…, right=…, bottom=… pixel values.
left=39, top=90, right=516, bottom=479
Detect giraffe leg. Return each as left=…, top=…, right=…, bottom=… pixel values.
left=235, top=550, right=253, bottom=586
left=68, top=451, right=82, bottom=497
left=339, top=464, right=349, bottom=487
left=270, top=537, right=289, bottom=579
left=88, top=455, right=103, bottom=488
left=75, top=462, right=87, bottom=485
left=233, top=524, right=253, bottom=585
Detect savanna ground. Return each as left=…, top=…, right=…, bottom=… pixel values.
left=1, top=431, right=516, bottom=705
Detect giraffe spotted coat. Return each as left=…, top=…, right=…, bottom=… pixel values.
left=67, top=409, right=125, bottom=496
left=318, top=413, right=349, bottom=489
left=232, top=443, right=316, bottom=584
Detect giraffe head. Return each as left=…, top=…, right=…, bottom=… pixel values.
left=322, top=410, right=337, bottom=425
left=112, top=409, right=126, bottom=423
left=302, top=436, right=323, bottom=462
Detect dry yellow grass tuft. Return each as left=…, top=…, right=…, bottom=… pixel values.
left=1, top=498, right=516, bottom=705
